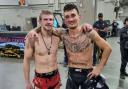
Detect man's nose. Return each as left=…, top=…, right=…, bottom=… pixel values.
left=68, top=17, right=74, bottom=21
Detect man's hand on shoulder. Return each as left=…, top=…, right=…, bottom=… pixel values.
left=52, top=28, right=64, bottom=36
left=25, top=27, right=40, bottom=40
left=81, top=23, right=93, bottom=33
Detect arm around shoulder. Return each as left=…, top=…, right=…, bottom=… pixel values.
left=25, top=26, right=41, bottom=40
left=52, top=28, right=65, bottom=37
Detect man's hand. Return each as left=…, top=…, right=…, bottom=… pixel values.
left=25, top=30, right=38, bottom=40
left=81, top=23, right=93, bottom=32
left=104, top=28, right=108, bottom=32
left=87, top=66, right=102, bottom=79
left=99, top=27, right=108, bottom=32
left=26, top=82, right=33, bottom=89
left=94, top=28, right=99, bottom=32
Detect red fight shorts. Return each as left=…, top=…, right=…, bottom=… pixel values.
left=33, top=69, right=61, bottom=89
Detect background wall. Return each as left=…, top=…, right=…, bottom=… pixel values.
left=119, top=7, right=128, bottom=20
left=0, top=0, right=77, bottom=31
left=0, top=0, right=18, bottom=5
left=0, top=0, right=127, bottom=31
left=96, top=0, right=116, bottom=23
left=76, top=0, right=96, bottom=24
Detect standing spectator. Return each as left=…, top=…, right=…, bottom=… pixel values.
left=111, top=20, right=118, bottom=37
left=93, top=13, right=108, bottom=40
left=93, top=13, right=108, bottom=65
left=119, top=17, right=128, bottom=79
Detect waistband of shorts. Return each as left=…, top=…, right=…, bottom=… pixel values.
left=35, top=69, right=58, bottom=78
left=68, top=67, right=93, bottom=73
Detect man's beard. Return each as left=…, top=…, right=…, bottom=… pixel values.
left=44, top=26, right=52, bottom=31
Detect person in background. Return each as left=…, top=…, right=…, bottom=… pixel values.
left=93, top=13, right=108, bottom=66
left=93, top=13, right=108, bottom=40
left=111, top=20, right=118, bottom=37
left=119, top=17, right=128, bottom=79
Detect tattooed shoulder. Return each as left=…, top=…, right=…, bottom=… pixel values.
left=25, top=38, right=35, bottom=48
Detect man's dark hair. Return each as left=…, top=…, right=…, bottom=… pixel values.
left=98, top=13, right=103, bottom=17
left=63, top=3, right=79, bottom=14
left=124, top=17, right=128, bottom=24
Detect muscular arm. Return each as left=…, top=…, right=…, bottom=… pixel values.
left=91, top=30, right=112, bottom=69
left=28, top=26, right=64, bottom=38
left=88, top=30, right=112, bottom=78
left=23, top=38, right=34, bottom=84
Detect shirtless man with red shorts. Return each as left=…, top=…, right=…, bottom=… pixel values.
left=23, top=10, right=61, bottom=89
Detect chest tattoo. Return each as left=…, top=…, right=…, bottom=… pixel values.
left=64, top=35, right=92, bottom=53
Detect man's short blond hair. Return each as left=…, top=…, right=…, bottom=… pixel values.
left=39, top=10, right=53, bottom=21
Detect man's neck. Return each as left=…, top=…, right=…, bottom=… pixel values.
left=41, top=28, right=52, bottom=37
left=68, top=26, right=82, bottom=37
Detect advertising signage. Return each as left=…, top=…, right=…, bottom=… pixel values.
left=0, top=32, right=27, bottom=58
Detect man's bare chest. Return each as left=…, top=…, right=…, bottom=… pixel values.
left=34, top=35, right=59, bottom=55
left=63, top=34, right=92, bottom=53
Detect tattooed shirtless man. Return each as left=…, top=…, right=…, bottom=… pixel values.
left=59, top=4, right=111, bottom=89
left=26, top=3, right=112, bottom=89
